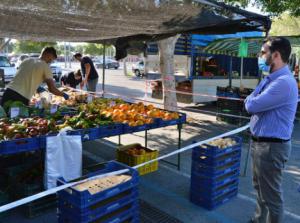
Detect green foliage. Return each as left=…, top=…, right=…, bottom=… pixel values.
left=13, top=41, right=57, bottom=54
left=224, top=0, right=300, bottom=16
left=270, top=14, right=300, bottom=36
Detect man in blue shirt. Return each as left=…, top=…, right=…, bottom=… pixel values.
left=74, top=53, right=99, bottom=92
left=245, top=37, right=298, bottom=223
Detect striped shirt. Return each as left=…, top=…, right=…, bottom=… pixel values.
left=245, top=65, right=298, bottom=140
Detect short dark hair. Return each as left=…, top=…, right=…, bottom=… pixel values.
left=41, top=46, right=57, bottom=59
left=263, top=37, right=291, bottom=63
left=73, top=52, right=82, bottom=58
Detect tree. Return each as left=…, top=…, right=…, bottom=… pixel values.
left=84, top=43, right=104, bottom=55
left=224, top=0, right=300, bottom=16
left=270, top=14, right=300, bottom=36
left=13, top=41, right=57, bottom=54
left=158, top=35, right=180, bottom=111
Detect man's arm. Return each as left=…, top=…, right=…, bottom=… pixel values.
left=44, top=78, right=64, bottom=97
left=83, top=63, right=91, bottom=84
left=245, top=79, right=291, bottom=114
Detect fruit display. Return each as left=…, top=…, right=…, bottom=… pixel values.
left=100, top=102, right=180, bottom=126
left=204, top=138, right=237, bottom=149
left=125, top=147, right=147, bottom=156
left=59, top=111, right=113, bottom=130
left=0, top=117, right=57, bottom=140
left=31, top=88, right=89, bottom=108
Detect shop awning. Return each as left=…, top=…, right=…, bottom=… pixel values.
left=203, top=36, right=300, bottom=57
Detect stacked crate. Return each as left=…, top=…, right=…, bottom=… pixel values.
left=216, top=87, right=252, bottom=125
left=190, top=136, right=242, bottom=210
left=57, top=161, right=140, bottom=223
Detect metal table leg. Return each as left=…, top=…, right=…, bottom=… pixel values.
left=118, top=135, right=121, bottom=146
left=160, top=123, right=182, bottom=170
left=177, top=123, right=182, bottom=171
left=145, top=130, right=148, bottom=148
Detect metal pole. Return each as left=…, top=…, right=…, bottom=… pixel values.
left=177, top=123, right=182, bottom=171
left=145, top=130, right=148, bottom=148
left=68, top=42, right=71, bottom=68
left=240, top=57, right=244, bottom=87
left=229, top=56, right=233, bottom=88
left=102, top=44, right=106, bottom=95
left=64, top=42, right=67, bottom=68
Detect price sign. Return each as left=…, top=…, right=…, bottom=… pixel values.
left=109, top=101, right=116, bottom=107
left=50, top=104, right=58, bottom=114
left=10, top=107, right=20, bottom=118
left=87, top=95, right=93, bottom=103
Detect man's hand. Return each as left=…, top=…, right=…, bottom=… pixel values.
left=80, top=80, right=85, bottom=89
left=63, top=93, right=69, bottom=100
left=37, top=86, right=46, bottom=93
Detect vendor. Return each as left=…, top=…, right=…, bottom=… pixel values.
left=1, top=47, right=69, bottom=106
left=73, top=52, right=99, bottom=92
left=61, top=69, right=83, bottom=89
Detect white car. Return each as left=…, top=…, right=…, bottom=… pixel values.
left=15, top=54, right=29, bottom=69
left=0, top=55, right=17, bottom=83
left=50, top=62, right=63, bottom=82
left=132, top=61, right=145, bottom=77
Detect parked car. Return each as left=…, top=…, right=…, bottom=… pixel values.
left=93, top=58, right=119, bottom=69
left=0, top=55, right=17, bottom=83
left=50, top=61, right=63, bottom=82
left=132, top=61, right=145, bottom=77
left=15, top=54, right=29, bottom=69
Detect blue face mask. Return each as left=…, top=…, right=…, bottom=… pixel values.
left=258, top=57, right=270, bottom=73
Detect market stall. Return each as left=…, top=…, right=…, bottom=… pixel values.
left=0, top=0, right=273, bottom=221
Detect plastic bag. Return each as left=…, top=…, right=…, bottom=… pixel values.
left=44, top=128, right=82, bottom=189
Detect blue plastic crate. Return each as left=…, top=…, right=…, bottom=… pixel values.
left=0, top=137, right=40, bottom=155
left=190, top=178, right=239, bottom=200
left=67, top=128, right=100, bottom=141
left=192, top=150, right=241, bottom=167
left=57, top=161, right=139, bottom=209
left=58, top=191, right=138, bottom=223
left=192, top=136, right=242, bottom=158
left=191, top=168, right=239, bottom=190
left=123, top=123, right=150, bottom=134
left=191, top=160, right=240, bottom=178
left=190, top=187, right=238, bottom=210
left=179, top=112, right=187, bottom=124
left=98, top=124, right=123, bottom=138
left=58, top=202, right=139, bottom=223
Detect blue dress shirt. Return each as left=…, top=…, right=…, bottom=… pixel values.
left=245, top=65, right=298, bottom=140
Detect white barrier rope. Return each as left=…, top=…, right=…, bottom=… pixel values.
left=0, top=123, right=249, bottom=213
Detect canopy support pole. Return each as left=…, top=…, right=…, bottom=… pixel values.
left=240, top=57, right=244, bottom=87
left=229, top=56, right=233, bottom=88
left=102, top=44, right=106, bottom=96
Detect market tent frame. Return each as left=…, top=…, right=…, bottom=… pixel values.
left=0, top=0, right=271, bottom=44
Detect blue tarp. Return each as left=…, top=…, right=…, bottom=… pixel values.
left=191, top=31, right=263, bottom=47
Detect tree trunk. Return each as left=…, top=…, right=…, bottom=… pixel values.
left=158, top=35, right=179, bottom=111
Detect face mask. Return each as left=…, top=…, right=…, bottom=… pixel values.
left=258, top=57, right=270, bottom=73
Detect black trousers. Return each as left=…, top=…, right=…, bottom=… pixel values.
left=1, top=88, right=29, bottom=106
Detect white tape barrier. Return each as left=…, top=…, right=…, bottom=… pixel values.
left=134, top=123, right=249, bottom=169
left=0, top=123, right=249, bottom=213
left=103, top=91, right=251, bottom=120
left=0, top=169, right=129, bottom=213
